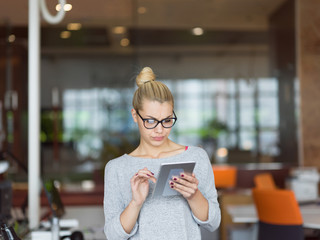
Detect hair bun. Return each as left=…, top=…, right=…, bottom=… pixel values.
left=136, top=67, right=156, bottom=87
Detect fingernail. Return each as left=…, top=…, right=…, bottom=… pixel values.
left=151, top=172, right=154, bottom=175
left=170, top=186, right=174, bottom=188
left=135, top=173, right=138, bottom=176
left=180, top=174, right=184, bottom=177
left=173, top=177, right=177, bottom=181
left=147, top=174, right=151, bottom=177
left=170, top=181, right=174, bottom=185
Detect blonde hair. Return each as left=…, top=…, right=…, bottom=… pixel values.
left=132, top=67, right=174, bottom=111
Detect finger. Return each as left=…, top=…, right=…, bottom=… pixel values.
left=172, top=176, right=198, bottom=188
left=170, top=182, right=197, bottom=198
left=172, top=179, right=197, bottom=193
left=180, top=172, right=198, bottom=184
left=137, top=168, right=155, bottom=177
left=179, top=172, right=191, bottom=179
left=172, top=186, right=192, bottom=198
left=149, top=176, right=157, bottom=183
left=135, top=171, right=157, bottom=183
left=136, top=171, right=153, bottom=178
left=131, top=174, right=143, bottom=185
left=143, top=167, right=155, bottom=176
left=179, top=173, right=192, bottom=183
left=131, top=175, right=150, bottom=188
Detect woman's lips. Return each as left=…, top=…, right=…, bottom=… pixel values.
left=153, top=136, right=164, bottom=141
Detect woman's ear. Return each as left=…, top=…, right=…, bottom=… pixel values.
left=131, top=108, right=138, bottom=123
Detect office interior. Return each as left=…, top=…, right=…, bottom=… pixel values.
left=0, top=0, right=320, bottom=239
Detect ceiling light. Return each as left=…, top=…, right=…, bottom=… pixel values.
left=120, top=38, right=130, bottom=47
left=60, top=31, right=71, bottom=39
left=137, top=6, right=147, bottom=14
left=8, top=34, right=16, bottom=43
left=56, top=3, right=72, bottom=12
left=64, top=4, right=72, bottom=11
left=113, top=26, right=127, bottom=34
left=67, top=23, right=82, bottom=31
left=216, top=148, right=228, bottom=158
left=191, top=27, right=204, bottom=36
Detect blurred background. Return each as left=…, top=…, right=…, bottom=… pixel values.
left=2, top=1, right=320, bottom=239
left=0, top=0, right=300, bottom=183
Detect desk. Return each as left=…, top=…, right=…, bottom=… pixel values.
left=20, top=206, right=105, bottom=240
left=227, top=204, right=320, bottom=229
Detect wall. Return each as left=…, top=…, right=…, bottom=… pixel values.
left=269, top=0, right=298, bottom=164
left=297, top=0, right=320, bottom=169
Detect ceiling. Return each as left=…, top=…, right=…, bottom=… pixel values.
left=1, top=0, right=286, bottom=30
left=0, top=0, right=287, bottom=54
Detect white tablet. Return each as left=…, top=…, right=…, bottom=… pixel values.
left=151, top=161, right=196, bottom=198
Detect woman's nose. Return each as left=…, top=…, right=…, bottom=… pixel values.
left=154, top=123, right=163, bottom=133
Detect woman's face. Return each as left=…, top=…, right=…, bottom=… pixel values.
left=132, top=100, right=174, bottom=147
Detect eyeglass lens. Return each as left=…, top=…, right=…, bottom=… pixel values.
left=144, top=118, right=176, bottom=129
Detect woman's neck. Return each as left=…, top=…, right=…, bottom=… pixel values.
left=130, top=140, right=184, bottom=159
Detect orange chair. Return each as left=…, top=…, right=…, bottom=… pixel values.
left=252, top=188, right=304, bottom=240
left=212, top=165, right=237, bottom=189
left=254, top=173, right=277, bottom=189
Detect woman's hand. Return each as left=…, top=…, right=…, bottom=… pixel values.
left=130, top=167, right=157, bottom=207
left=170, top=173, right=209, bottom=221
left=170, top=173, right=199, bottom=200
left=120, top=168, right=157, bottom=234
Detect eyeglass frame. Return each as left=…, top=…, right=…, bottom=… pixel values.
left=136, top=110, right=177, bottom=129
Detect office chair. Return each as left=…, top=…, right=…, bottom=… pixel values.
left=212, top=165, right=237, bottom=189
left=254, top=173, right=277, bottom=189
left=252, top=188, right=304, bottom=240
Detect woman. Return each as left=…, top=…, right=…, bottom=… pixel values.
left=103, top=67, right=221, bottom=239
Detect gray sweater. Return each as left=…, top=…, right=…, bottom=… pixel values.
left=103, top=146, right=221, bottom=240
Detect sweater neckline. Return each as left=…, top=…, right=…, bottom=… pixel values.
left=124, top=146, right=190, bottom=160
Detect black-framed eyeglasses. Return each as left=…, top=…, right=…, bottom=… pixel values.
left=136, top=111, right=177, bottom=129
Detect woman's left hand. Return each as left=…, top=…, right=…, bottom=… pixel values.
left=171, top=172, right=209, bottom=222
left=170, top=173, right=199, bottom=199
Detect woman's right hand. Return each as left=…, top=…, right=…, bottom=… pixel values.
left=130, top=167, right=157, bottom=207
left=120, top=168, right=157, bottom=234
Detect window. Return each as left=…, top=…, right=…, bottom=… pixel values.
left=42, top=77, right=282, bottom=178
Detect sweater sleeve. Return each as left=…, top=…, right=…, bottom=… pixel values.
left=103, top=160, right=138, bottom=240
left=191, top=148, right=221, bottom=232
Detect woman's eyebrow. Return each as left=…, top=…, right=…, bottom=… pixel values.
left=145, top=113, right=173, bottom=120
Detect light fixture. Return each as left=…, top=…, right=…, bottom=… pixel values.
left=112, top=26, right=127, bottom=35
left=40, top=0, right=67, bottom=24
left=216, top=148, right=228, bottom=158
left=56, top=3, right=72, bottom=12
left=191, top=27, right=204, bottom=36
left=8, top=34, right=16, bottom=43
left=67, top=23, right=82, bottom=31
left=120, top=38, right=130, bottom=47
left=60, top=31, right=71, bottom=39
left=137, top=6, right=147, bottom=14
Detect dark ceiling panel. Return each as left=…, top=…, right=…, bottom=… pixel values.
left=41, top=27, right=111, bottom=47
left=129, top=29, right=269, bottom=46
left=0, top=26, right=268, bottom=49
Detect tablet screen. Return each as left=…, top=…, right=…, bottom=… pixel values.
left=152, top=161, right=196, bottom=198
